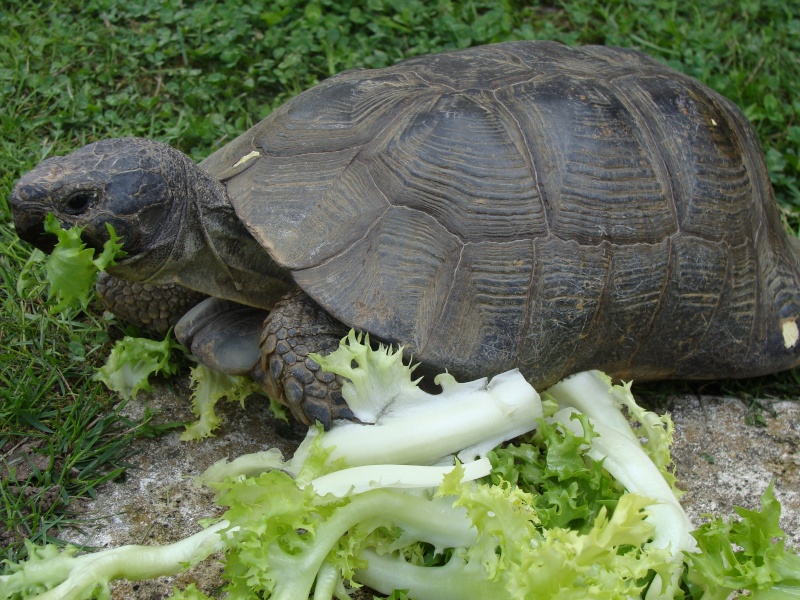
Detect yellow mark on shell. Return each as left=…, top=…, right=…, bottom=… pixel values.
left=233, top=150, right=261, bottom=168
left=710, top=118, right=718, bottom=126
left=781, top=318, right=799, bottom=349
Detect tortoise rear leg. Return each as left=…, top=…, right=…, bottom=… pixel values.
left=258, top=289, right=354, bottom=428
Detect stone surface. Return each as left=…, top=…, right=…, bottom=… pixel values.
left=667, top=395, right=799, bottom=546
left=63, top=379, right=799, bottom=598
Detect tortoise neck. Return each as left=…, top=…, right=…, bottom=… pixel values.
left=110, top=154, right=293, bottom=309
left=789, top=234, right=800, bottom=266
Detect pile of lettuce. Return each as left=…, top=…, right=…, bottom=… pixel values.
left=3, top=334, right=800, bottom=600
left=4, top=219, right=799, bottom=599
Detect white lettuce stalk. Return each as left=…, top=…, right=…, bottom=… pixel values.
left=546, top=371, right=697, bottom=599
left=289, top=331, right=543, bottom=470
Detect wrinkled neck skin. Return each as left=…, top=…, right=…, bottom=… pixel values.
left=789, top=235, right=800, bottom=268
left=108, top=155, right=293, bottom=310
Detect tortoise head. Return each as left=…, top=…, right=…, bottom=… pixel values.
left=11, top=137, right=292, bottom=308
left=10, top=138, right=189, bottom=268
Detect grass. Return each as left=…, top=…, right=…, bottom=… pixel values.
left=1, top=0, right=799, bottom=568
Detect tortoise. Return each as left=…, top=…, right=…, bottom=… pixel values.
left=10, top=40, right=800, bottom=427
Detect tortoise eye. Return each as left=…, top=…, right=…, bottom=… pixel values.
left=64, top=190, right=96, bottom=215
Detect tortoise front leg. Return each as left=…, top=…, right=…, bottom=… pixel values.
left=96, top=272, right=207, bottom=334
left=258, top=289, right=354, bottom=428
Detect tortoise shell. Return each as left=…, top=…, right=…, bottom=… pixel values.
left=200, top=40, right=800, bottom=388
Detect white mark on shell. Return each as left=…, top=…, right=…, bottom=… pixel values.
left=233, top=150, right=261, bottom=168
left=781, top=318, right=799, bottom=349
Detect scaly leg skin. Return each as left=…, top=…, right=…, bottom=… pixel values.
left=258, top=289, right=354, bottom=429
left=96, top=272, right=207, bottom=334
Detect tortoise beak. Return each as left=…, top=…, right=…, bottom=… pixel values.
left=9, top=182, right=58, bottom=254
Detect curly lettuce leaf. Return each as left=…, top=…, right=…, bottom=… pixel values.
left=686, top=483, right=800, bottom=599
left=433, top=463, right=669, bottom=600
left=181, top=364, right=262, bottom=441
left=169, top=584, right=212, bottom=600
left=488, top=415, right=625, bottom=534
left=41, top=213, right=124, bottom=312
left=216, top=470, right=361, bottom=599
left=310, top=331, right=425, bottom=424
left=94, top=334, right=180, bottom=399
left=0, top=541, right=83, bottom=599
